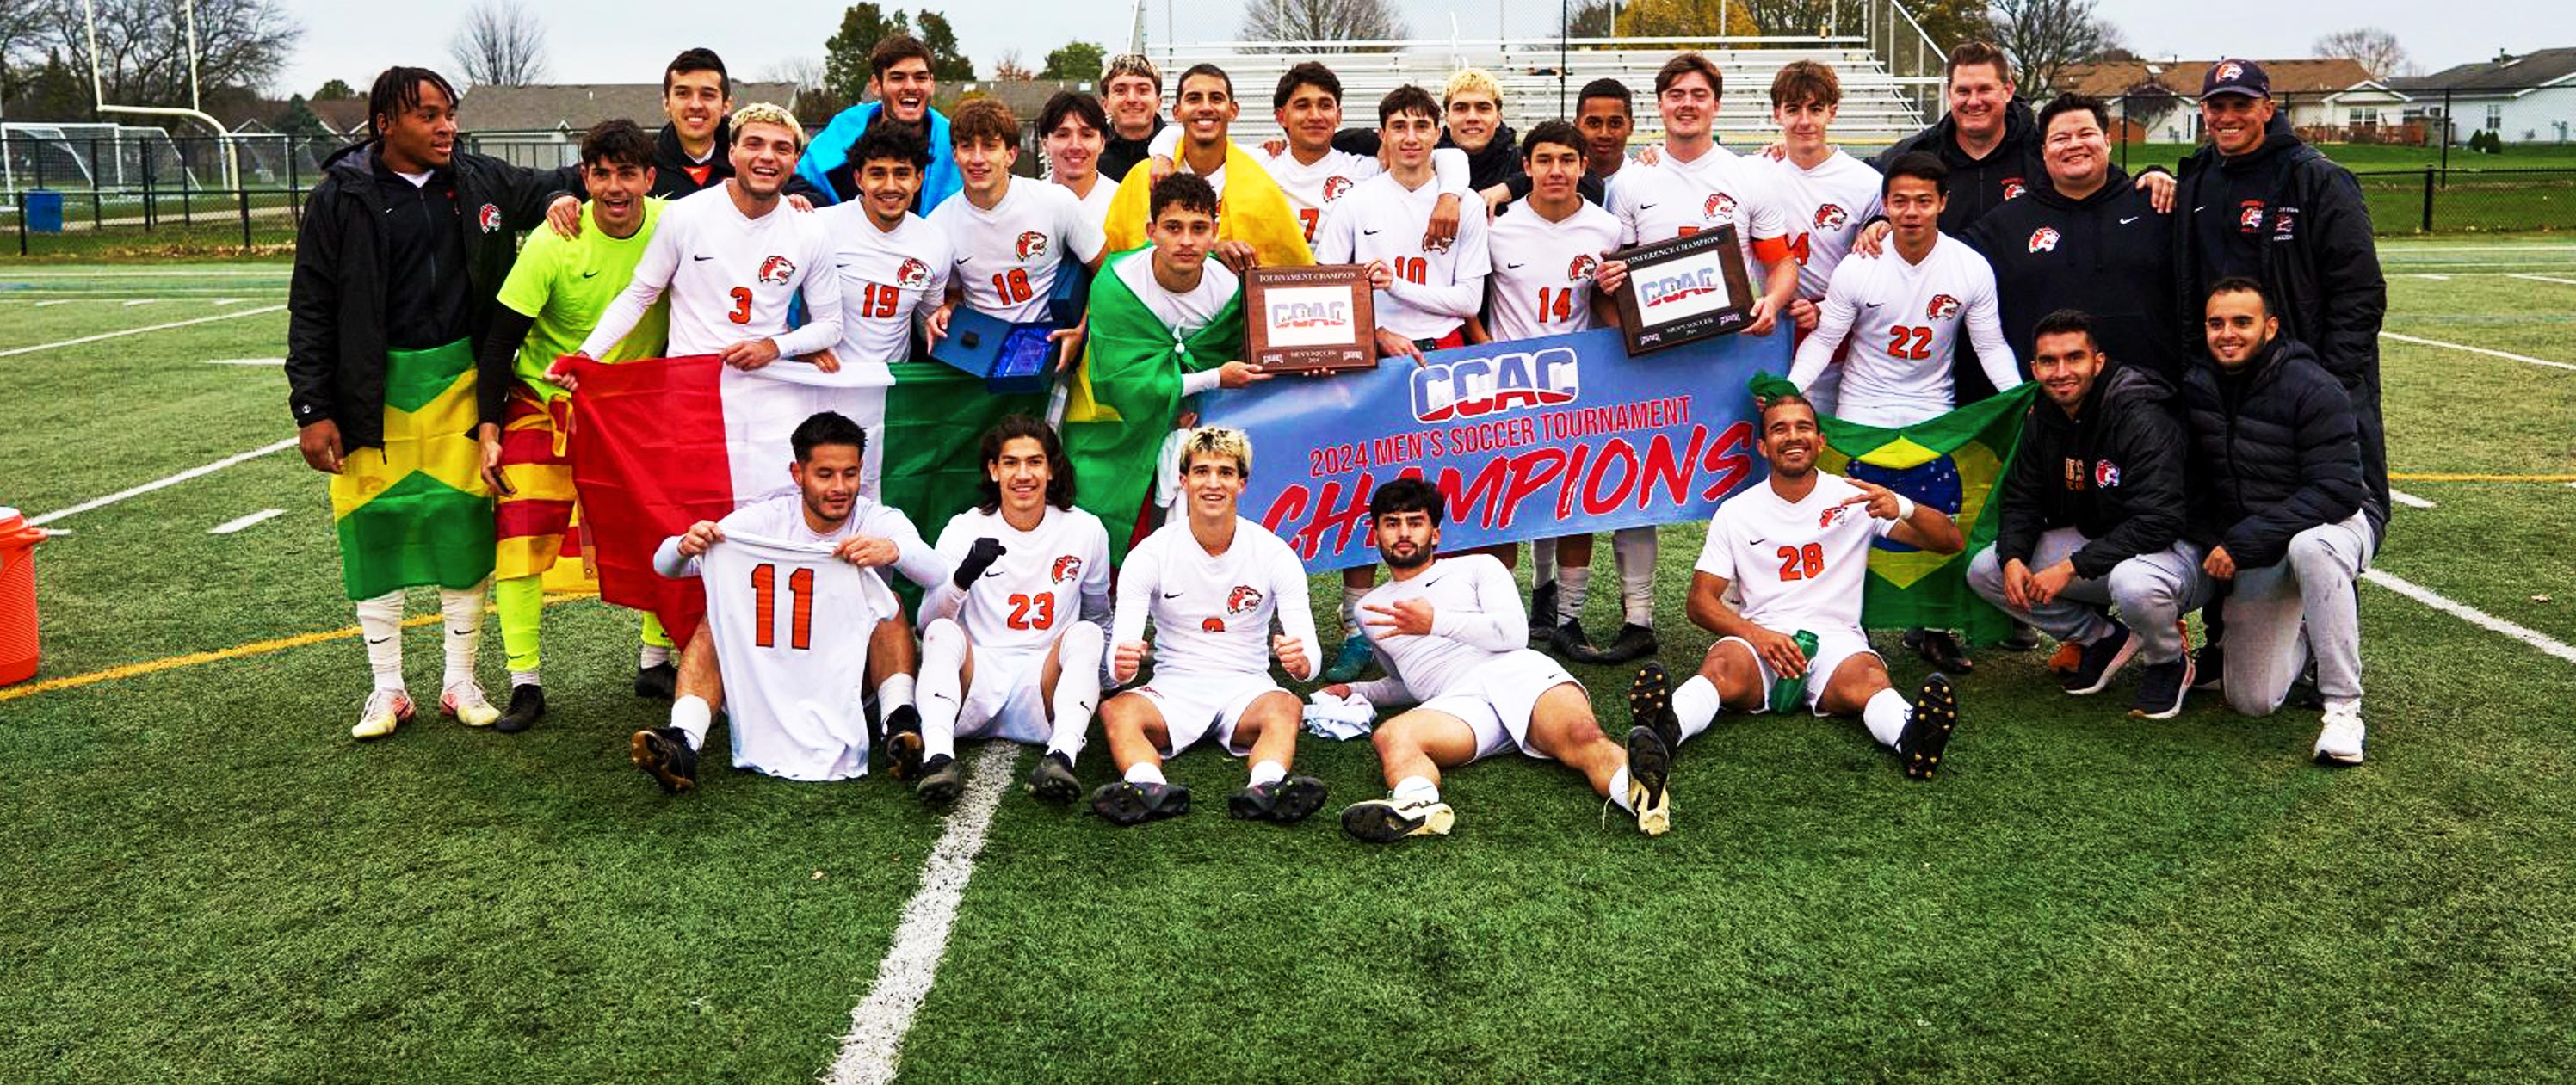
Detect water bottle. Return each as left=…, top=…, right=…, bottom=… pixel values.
left=1767, top=630, right=1821, bottom=713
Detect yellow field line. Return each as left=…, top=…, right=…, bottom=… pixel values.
left=0, top=592, right=599, bottom=703
left=2388, top=472, right=2576, bottom=483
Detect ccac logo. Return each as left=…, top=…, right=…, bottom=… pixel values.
left=1813, top=203, right=1848, bottom=231
left=1703, top=192, right=1738, bottom=219
left=1566, top=253, right=1597, bottom=282
left=1408, top=345, right=1580, bottom=423
left=1016, top=231, right=1049, bottom=261
left=1270, top=299, right=1349, bottom=330
left=757, top=255, right=796, bottom=284
left=1051, top=555, right=1083, bottom=583
left=1926, top=293, right=1961, bottom=320
left=1639, top=266, right=1722, bottom=310
left=1226, top=585, right=1264, bottom=615
left=896, top=257, right=931, bottom=288
left=2028, top=226, right=2060, bottom=253
left=1321, top=176, right=1355, bottom=202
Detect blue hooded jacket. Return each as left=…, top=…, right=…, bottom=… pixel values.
left=794, top=101, right=961, bottom=211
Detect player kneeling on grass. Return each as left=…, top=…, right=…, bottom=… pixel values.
left=1326, top=478, right=1671, bottom=842
left=1967, top=308, right=2205, bottom=718
left=1093, top=427, right=1325, bottom=826
left=1631, top=393, right=1968, bottom=780
left=911, top=416, right=1114, bottom=806
left=632, top=412, right=952, bottom=792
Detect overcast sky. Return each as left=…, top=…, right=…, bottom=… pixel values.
left=277, top=0, right=2572, bottom=98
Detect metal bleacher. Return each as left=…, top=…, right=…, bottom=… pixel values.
left=1144, top=36, right=1937, bottom=150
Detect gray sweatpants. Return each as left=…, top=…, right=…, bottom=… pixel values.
left=1967, top=529, right=2208, bottom=664
left=2218, top=512, right=2375, bottom=717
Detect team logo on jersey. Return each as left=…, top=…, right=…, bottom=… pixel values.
left=1926, top=294, right=1961, bottom=320
left=1322, top=176, right=1355, bottom=202
left=1016, top=231, right=1049, bottom=261
left=1703, top=192, right=1737, bottom=219
left=1814, top=203, right=1849, bottom=231
left=2238, top=201, right=2265, bottom=232
left=1051, top=555, right=1082, bottom=583
left=1819, top=503, right=1850, bottom=528
left=896, top=257, right=931, bottom=288
left=757, top=255, right=796, bottom=285
left=478, top=203, right=502, bottom=233
left=2001, top=178, right=2027, bottom=200
left=1226, top=585, right=1263, bottom=615
left=1566, top=254, right=1597, bottom=282
left=2095, top=459, right=2122, bottom=489
left=1201, top=618, right=1226, bottom=632
left=1409, top=345, right=1580, bottom=423
left=2028, top=226, right=2061, bottom=253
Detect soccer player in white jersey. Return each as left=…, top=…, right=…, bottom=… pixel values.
left=925, top=97, right=1108, bottom=368
left=1040, top=90, right=1117, bottom=230
left=632, top=412, right=953, bottom=792
left=1763, top=60, right=1884, bottom=415
left=812, top=124, right=952, bottom=493
left=912, top=416, right=1114, bottom=806
left=1314, top=84, right=1492, bottom=362
left=1606, top=52, right=1800, bottom=337
left=1093, top=428, right=1325, bottom=827
left=1325, top=478, right=1672, bottom=842
left=1241, top=61, right=1467, bottom=248
left=1629, top=394, right=1968, bottom=780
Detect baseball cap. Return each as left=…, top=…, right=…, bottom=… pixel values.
left=2202, top=59, right=2270, bottom=99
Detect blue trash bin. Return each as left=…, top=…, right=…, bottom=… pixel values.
left=25, top=189, right=63, bottom=233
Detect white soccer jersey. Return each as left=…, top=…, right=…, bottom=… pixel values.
left=1484, top=200, right=1622, bottom=340
left=1763, top=149, right=1883, bottom=299
left=1607, top=144, right=1788, bottom=290
left=817, top=205, right=951, bottom=376
left=695, top=533, right=892, bottom=780
left=657, top=492, right=950, bottom=593
left=580, top=184, right=843, bottom=360
left=1695, top=472, right=1900, bottom=638
left=924, top=503, right=1113, bottom=655
left=1314, top=171, right=1492, bottom=342
left=1787, top=233, right=2019, bottom=426
left=1069, top=177, right=1117, bottom=233
left=1353, top=554, right=1528, bottom=701
left=927, top=179, right=1107, bottom=324
left=1112, top=517, right=1320, bottom=682
left=1260, top=146, right=1383, bottom=244
left=1115, top=254, right=1239, bottom=338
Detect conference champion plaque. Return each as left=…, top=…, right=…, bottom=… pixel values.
left=1610, top=225, right=1756, bottom=355
left=1245, top=264, right=1377, bottom=373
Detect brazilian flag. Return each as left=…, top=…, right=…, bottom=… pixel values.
left=1060, top=247, right=1245, bottom=563
left=1751, top=373, right=2040, bottom=644
left=330, top=340, right=497, bottom=600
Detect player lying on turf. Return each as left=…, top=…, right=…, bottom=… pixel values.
left=1325, top=478, right=1671, bottom=842
left=631, top=412, right=950, bottom=792
left=1630, top=392, right=1968, bottom=780
left=1091, top=427, right=1326, bottom=826
left=911, top=416, right=1114, bottom=806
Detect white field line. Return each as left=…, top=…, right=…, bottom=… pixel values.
left=0, top=268, right=287, bottom=278
left=2381, top=244, right=2576, bottom=253
left=122, top=299, right=157, bottom=306
left=2363, top=569, right=2576, bottom=665
left=204, top=357, right=284, bottom=366
left=32, top=299, right=68, bottom=307
left=2413, top=274, right=2452, bottom=280
left=209, top=509, right=286, bottom=534
left=0, top=304, right=286, bottom=359
left=2388, top=489, right=2437, bottom=509
left=2381, top=331, right=2576, bottom=373
left=27, top=439, right=298, bottom=527
left=825, top=742, right=1016, bottom=1085
left=2508, top=273, right=2576, bottom=287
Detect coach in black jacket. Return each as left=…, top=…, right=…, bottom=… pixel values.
left=2182, top=280, right=2378, bottom=763
left=1968, top=310, right=2205, bottom=718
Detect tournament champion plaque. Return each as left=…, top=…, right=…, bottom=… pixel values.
left=1245, top=264, right=1377, bottom=374
left=1609, top=225, right=1756, bottom=355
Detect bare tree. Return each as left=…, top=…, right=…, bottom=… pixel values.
left=36, top=0, right=302, bottom=106
left=1239, top=0, right=1406, bottom=51
left=448, top=0, right=547, bottom=88
left=2314, top=27, right=2412, bottom=80
left=1988, top=0, right=2118, bottom=97
left=759, top=56, right=827, bottom=95
left=992, top=48, right=1033, bottom=82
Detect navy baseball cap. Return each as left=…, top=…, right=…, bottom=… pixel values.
left=2202, top=59, right=2270, bottom=99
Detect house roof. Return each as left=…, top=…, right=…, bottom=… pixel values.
left=937, top=79, right=1090, bottom=124
left=2390, top=47, right=2576, bottom=95
left=2056, top=58, right=2379, bottom=99
left=308, top=99, right=369, bottom=135
left=456, top=82, right=800, bottom=134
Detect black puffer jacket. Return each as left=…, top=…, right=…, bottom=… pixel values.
left=649, top=118, right=824, bottom=200
left=1995, top=361, right=2188, bottom=580
left=1961, top=164, right=2184, bottom=381
left=1871, top=99, right=2046, bottom=235
left=1332, top=124, right=1523, bottom=190
left=2180, top=337, right=2369, bottom=570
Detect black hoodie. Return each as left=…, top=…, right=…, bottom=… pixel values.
left=1961, top=163, right=2184, bottom=381
left=1994, top=361, right=2188, bottom=580
left=1872, top=99, right=2048, bottom=235
left=2180, top=336, right=2375, bottom=569
left=1333, top=123, right=1524, bottom=191
left=1099, top=115, right=1166, bottom=189
left=648, top=117, right=820, bottom=200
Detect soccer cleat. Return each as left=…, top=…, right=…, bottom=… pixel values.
left=351, top=687, right=415, bottom=740
left=1625, top=725, right=1672, bottom=836
left=1229, top=775, right=1328, bottom=823
left=441, top=680, right=502, bottom=728
left=2047, top=640, right=2084, bottom=675
left=2129, top=657, right=2194, bottom=720
left=2190, top=645, right=2226, bottom=691
left=1547, top=620, right=1592, bottom=659
left=1526, top=581, right=1559, bottom=648
left=1907, top=628, right=1974, bottom=674
left=1627, top=660, right=1683, bottom=750
left=1319, top=628, right=1375, bottom=684
left=1998, top=621, right=2042, bottom=651
left=1898, top=673, right=1960, bottom=781
left=631, top=725, right=700, bottom=794
left=494, top=683, right=546, bottom=734
left=916, top=754, right=963, bottom=805
left=1571, top=622, right=1659, bottom=665
left=1090, top=780, right=1191, bottom=826
left=1027, top=751, right=1082, bottom=805
left=883, top=705, right=924, bottom=780
left=1339, top=796, right=1456, bottom=842
left=634, top=662, right=678, bottom=700
left=2061, top=626, right=2140, bottom=695
left=2313, top=703, right=2366, bottom=767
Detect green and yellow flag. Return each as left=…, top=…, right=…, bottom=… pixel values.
left=1063, top=248, right=1245, bottom=563
left=330, top=340, right=496, bottom=600
left=1751, top=373, right=2039, bottom=644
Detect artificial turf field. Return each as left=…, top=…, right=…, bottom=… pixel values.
left=3, top=241, right=2574, bottom=1082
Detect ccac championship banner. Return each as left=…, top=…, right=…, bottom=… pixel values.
left=1195, top=327, right=1793, bottom=571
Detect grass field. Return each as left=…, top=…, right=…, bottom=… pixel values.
left=4, top=243, right=2576, bottom=1082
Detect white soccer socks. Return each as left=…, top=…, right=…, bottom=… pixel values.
left=1672, top=674, right=1722, bottom=743
left=878, top=672, right=916, bottom=722
left=1249, top=760, right=1288, bottom=788
left=1392, top=774, right=1439, bottom=806
left=1604, top=766, right=1635, bottom=811
left=1863, top=688, right=1912, bottom=749
left=356, top=589, right=405, bottom=692
left=1558, top=567, right=1592, bottom=626
left=1612, top=527, right=1658, bottom=627
left=1123, top=761, right=1167, bottom=786
left=671, top=695, right=713, bottom=751
left=1048, top=621, right=1105, bottom=761
left=917, top=619, right=968, bottom=761
left=1529, top=537, right=1556, bottom=584
left=437, top=578, right=488, bottom=691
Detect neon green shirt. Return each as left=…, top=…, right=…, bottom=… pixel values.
left=498, top=197, right=670, bottom=401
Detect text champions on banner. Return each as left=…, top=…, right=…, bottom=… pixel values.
left=1195, top=327, right=1794, bottom=570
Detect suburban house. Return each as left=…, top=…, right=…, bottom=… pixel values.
left=2054, top=58, right=2403, bottom=144
left=456, top=81, right=803, bottom=168
left=2391, top=47, right=2576, bottom=145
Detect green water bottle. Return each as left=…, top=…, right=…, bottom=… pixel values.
left=1767, top=630, right=1821, bottom=713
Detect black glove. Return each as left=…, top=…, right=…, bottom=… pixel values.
left=952, top=537, right=1007, bottom=589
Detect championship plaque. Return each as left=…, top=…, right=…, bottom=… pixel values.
left=1609, top=225, right=1756, bottom=355
left=1245, top=264, right=1377, bottom=373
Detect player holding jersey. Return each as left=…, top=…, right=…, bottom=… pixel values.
left=1093, top=428, right=1325, bottom=827
left=814, top=123, right=952, bottom=492
left=1313, top=84, right=1492, bottom=361
left=1327, top=478, right=1672, bottom=842
left=633, top=412, right=953, bottom=791
left=925, top=97, right=1108, bottom=371
left=1630, top=394, right=1968, bottom=780
left=912, top=416, right=1114, bottom=806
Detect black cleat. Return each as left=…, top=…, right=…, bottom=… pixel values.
left=2190, top=645, right=2226, bottom=692
left=1907, top=628, right=1974, bottom=674
left=1546, top=620, right=1592, bottom=658
left=1628, top=660, right=1683, bottom=750
left=494, top=683, right=546, bottom=734
left=1527, top=580, right=1559, bottom=647
left=1998, top=621, right=2042, bottom=651
left=2061, top=626, right=2139, bottom=695
left=633, top=663, right=677, bottom=700
left=1625, top=726, right=1671, bottom=835
left=1230, top=775, right=1328, bottom=823
left=2129, top=657, right=2193, bottom=720
left=1026, top=751, right=1082, bottom=805
left=1899, top=674, right=1960, bottom=780
left=1340, top=796, right=1455, bottom=841
left=1571, top=622, right=1659, bottom=665
left=883, top=705, right=924, bottom=780
left=631, top=725, right=700, bottom=794
left=916, top=754, right=962, bottom=805
left=1090, top=780, right=1190, bottom=826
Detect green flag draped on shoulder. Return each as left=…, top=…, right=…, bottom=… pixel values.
left=878, top=361, right=1051, bottom=553
left=1064, top=249, right=1243, bottom=561
left=1751, top=372, right=2039, bottom=644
